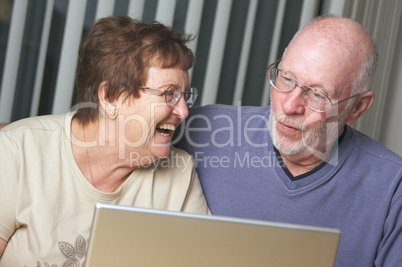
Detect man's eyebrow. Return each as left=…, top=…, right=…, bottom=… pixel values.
left=280, top=68, right=331, bottom=95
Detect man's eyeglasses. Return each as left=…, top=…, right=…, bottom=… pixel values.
left=139, top=85, right=198, bottom=108
left=267, top=59, right=361, bottom=112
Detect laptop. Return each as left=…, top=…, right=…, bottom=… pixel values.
left=85, top=203, right=341, bottom=267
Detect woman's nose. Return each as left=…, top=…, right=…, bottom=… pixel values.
left=172, top=96, right=189, bottom=119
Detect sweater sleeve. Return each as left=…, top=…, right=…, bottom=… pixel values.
left=375, top=176, right=402, bottom=266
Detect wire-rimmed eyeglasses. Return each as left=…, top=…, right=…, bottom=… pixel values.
left=267, top=59, right=362, bottom=112
left=139, top=85, right=198, bottom=108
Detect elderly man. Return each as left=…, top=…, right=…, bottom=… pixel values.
left=175, top=15, right=402, bottom=266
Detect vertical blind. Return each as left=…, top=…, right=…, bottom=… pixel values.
left=0, top=0, right=401, bottom=148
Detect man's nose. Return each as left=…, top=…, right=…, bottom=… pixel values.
left=281, top=85, right=306, bottom=115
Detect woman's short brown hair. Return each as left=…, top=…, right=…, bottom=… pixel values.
left=74, top=16, right=195, bottom=124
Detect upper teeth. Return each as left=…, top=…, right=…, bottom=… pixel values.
left=158, top=124, right=175, bottom=131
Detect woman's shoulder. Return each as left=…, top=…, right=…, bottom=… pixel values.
left=1, top=114, right=68, bottom=133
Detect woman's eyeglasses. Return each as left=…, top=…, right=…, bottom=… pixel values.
left=139, top=85, right=198, bottom=108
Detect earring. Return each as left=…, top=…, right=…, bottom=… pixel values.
left=109, top=109, right=117, bottom=119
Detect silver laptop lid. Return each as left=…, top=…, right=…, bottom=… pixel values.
left=85, top=203, right=341, bottom=267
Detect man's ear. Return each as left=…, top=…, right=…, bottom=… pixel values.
left=345, top=91, right=375, bottom=125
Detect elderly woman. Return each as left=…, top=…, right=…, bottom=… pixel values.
left=0, top=16, right=208, bottom=265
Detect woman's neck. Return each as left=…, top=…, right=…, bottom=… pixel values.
left=71, top=118, right=135, bottom=192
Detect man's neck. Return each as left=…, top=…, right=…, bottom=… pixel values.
left=276, top=125, right=347, bottom=178
left=279, top=153, right=325, bottom=177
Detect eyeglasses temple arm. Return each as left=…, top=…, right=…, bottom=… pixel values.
left=138, top=86, right=165, bottom=93
left=333, top=92, right=363, bottom=106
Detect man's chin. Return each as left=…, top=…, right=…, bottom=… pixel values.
left=274, top=142, right=306, bottom=157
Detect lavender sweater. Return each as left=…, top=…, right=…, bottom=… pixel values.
left=175, top=104, right=402, bottom=267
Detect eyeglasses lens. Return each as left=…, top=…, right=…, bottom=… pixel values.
left=269, top=68, right=330, bottom=112
left=165, top=85, right=181, bottom=106
left=185, top=88, right=198, bottom=108
left=164, top=86, right=198, bottom=108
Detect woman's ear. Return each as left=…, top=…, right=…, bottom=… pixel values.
left=98, top=81, right=108, bottom=110
left=98, top=81, right=118, bottom=119
left=345, top=91, right=375, bottom=125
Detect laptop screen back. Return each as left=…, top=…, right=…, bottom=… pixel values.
left=85, top=203, right=341, bottom=267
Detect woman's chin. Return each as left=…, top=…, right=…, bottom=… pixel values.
left=151, top=146, right=172, bottom=160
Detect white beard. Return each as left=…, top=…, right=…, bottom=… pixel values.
left=269, top=106, right=349, bottom=160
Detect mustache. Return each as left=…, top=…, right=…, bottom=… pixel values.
left=272, top=112, right=306, bottom=131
